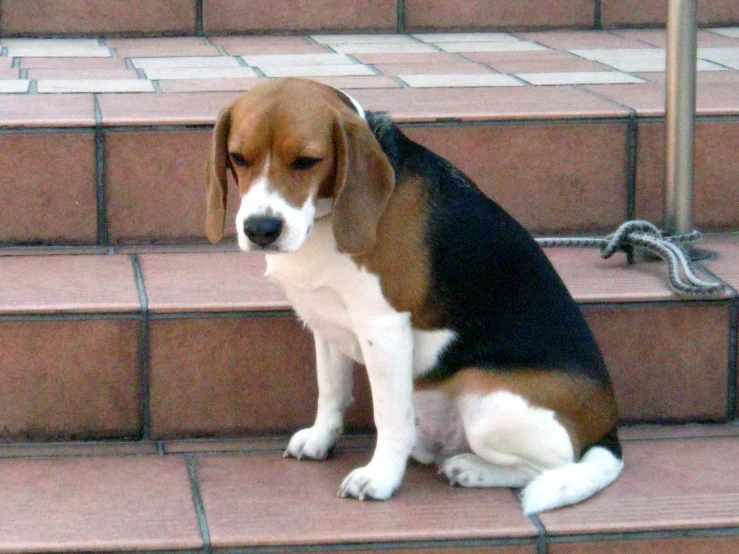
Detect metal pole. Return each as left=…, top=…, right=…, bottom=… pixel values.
left=664, top=0, right=697, bottom=236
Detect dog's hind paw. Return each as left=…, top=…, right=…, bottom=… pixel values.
left=284, top=427, right=337, bottom=461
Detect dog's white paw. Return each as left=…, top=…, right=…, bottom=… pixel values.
left=284, top=427, right=337, bottom=461
left=440, top=453, right=494, bottom=487
left=338, top=464, right=400, bottom=500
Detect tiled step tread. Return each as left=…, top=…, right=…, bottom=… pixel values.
left=1, top=237, right=736, bottom=316
left=0, top=429, right=737, bottom=553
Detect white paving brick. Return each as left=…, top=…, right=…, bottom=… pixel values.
left=398, top=73, right=523, bottom=88
left=131, top=56, right=240, bottom=69
left=242, top=53, right=355, bottom=67
left=515, top=71, right=645, bottom=85
left=0, top=38, right=100, bottom=46
left=328, top=43, right=438, bottom=54
left=259, top=64, right=376, bottom=77
left=413, top=33, right=521, bottom=43
left=311, top=34, right=418, bottom=44
left=698, top=47, right=739, bottom=70
left=0, top=80, right=30, bottom=93
left=37, top=79, right=155, bottom=93
left=570, top=48, right=727, bottom=72
left=711, top=27, right=739, bottom=38
left=144, top=67, right=258, bottom=80
left=437, top=42, right=548, bottom=53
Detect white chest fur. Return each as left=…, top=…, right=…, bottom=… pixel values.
left=264, top=217, right=455, bottom=375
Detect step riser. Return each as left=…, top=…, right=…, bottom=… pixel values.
left=0, top=301, right=735, bottom=441
left=2, top=118, right=738, bottom=247
left=1, top=1, right=738, bottom=36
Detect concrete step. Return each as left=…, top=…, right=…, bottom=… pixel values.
left=1, top=30, right=739, bottom=247
left=0, top=426, right=738, bottom=552
left=1, top=1, right=737, bottom=37
left=0, top=236, right=736, bottom=441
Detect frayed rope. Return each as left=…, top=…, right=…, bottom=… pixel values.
left=536, top=220, right=726, bottom=297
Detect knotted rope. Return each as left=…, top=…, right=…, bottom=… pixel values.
left=536, top=220, right=726, bottom=297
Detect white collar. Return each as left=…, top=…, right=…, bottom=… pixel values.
left=335, top=89, right=366, bottom=121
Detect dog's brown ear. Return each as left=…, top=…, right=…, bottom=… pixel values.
left=332, top=114, right=395, bottom=255
left=205, top=106, right=232, bottom=244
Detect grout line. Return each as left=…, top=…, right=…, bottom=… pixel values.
left=626, top=112, right=637, bottom=221
left=131, top=254, right=152, bottom=439
left=157, top=441, right=166, bottom=455
left=593, top=0, right=602, bottom=30
left=196, top=0, right=205, bottom=37
left=528, top=512, right=548, bottom=554
left=0, top=312, right=143, bottom=323
left=93, top=95, right=108, bottom=246
left=214, top=538, right=538, bottom=553
left=186, top=455, right=213, bottom=554
left=697, top=262, right=738, bottom=420
left=397, top=0, right=406, bottom=33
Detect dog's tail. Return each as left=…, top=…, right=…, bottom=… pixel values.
left=520, top=445, right=624, bottom=515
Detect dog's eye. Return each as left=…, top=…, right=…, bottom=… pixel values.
left=230, top=153, right=251, bottom=168
left=291, top=156, right=322, bottom=171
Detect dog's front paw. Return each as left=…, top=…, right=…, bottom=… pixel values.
left=284, top=427, right=337, bottom=461
left=338, top=464, right=401, bottom=500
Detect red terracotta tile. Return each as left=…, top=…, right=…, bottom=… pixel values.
left=374, top=62, right=494, bottom=75
left=26, top=68, right=140, bottom=79
left=0, top=132, right=97, bottom=244
left=0, top=58, right=13, bottom=69
left=538, top=437, right=739, bottom=534
left=463, top=50, right=597, bottom=65
left=404, top=0, right=594, bottom=31
left=403, top=122, right=628, bottom=234
left=209, top=35, right=328, bottom=56
left=0, top=255, right=140, bottom=313
left=620, top=423, right=739, bottom=442
left=0, top=69, right=20, bottom=78
left=0, top=0, right=196, bottom=36
left=106, top=37, right=220, bottom=57
left=550, top=536, right=739, bottom=554
left=701, top=234, right=739, bottom=292
left=0, top=456, right=202, bottom=551
left=336, top=548, right=536, bottom=554
left=19, top=57, right=128, bottom=69
left=105, top=129, right=236, bottom=243
left=139, top=252, right=289, bottom=312
left=148, top=316, right=373, bottom=437
left=0, top=318, right=142, bottom=440
left=307, top=75, right=403, bottom=89
left=0, top=441, right=158, bottom=458
left=351, top=86, right=630, bottom=122
left=583, top=303, right=730, bottom=421
left=545, top=247, right=692, bottom=303
left=583, top=82, right=739, bottom=117
left=0, top=94, right=95, bottom=127
left=204, top=0, right=398, bottom=34
left=97, top=91, right=241, bottom=125
left=516, top=30, right=650, bottom=49
left=634, top=121, right=739, bottom=231
left=611, top=28, right=739, bottom=48
left=197, top=450, right=537, bottom=547
left=157, top=77, right=270, bottom=93
left=602, top=0, right=739, bottom=28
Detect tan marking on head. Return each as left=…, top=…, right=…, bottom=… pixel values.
left=354, top=175, right=441, bottom=329
left=420, top=368, right=619, bottom=458
left=205, top=78, right=363, bottom=242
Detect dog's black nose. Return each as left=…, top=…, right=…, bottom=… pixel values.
left=244, top=216, right=283, bottom=247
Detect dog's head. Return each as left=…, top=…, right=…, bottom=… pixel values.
left=205, top=78, right=395, bottom=254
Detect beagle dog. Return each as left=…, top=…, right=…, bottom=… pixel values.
left=206, top=78, right=623, bottom=514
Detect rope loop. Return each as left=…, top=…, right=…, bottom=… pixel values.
left=536, top=220, right=726, bottom=297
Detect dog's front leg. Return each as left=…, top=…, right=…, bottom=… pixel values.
left=339, top=313, right=415, bottom=500
left=285, top=332, right=354, bottom=460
